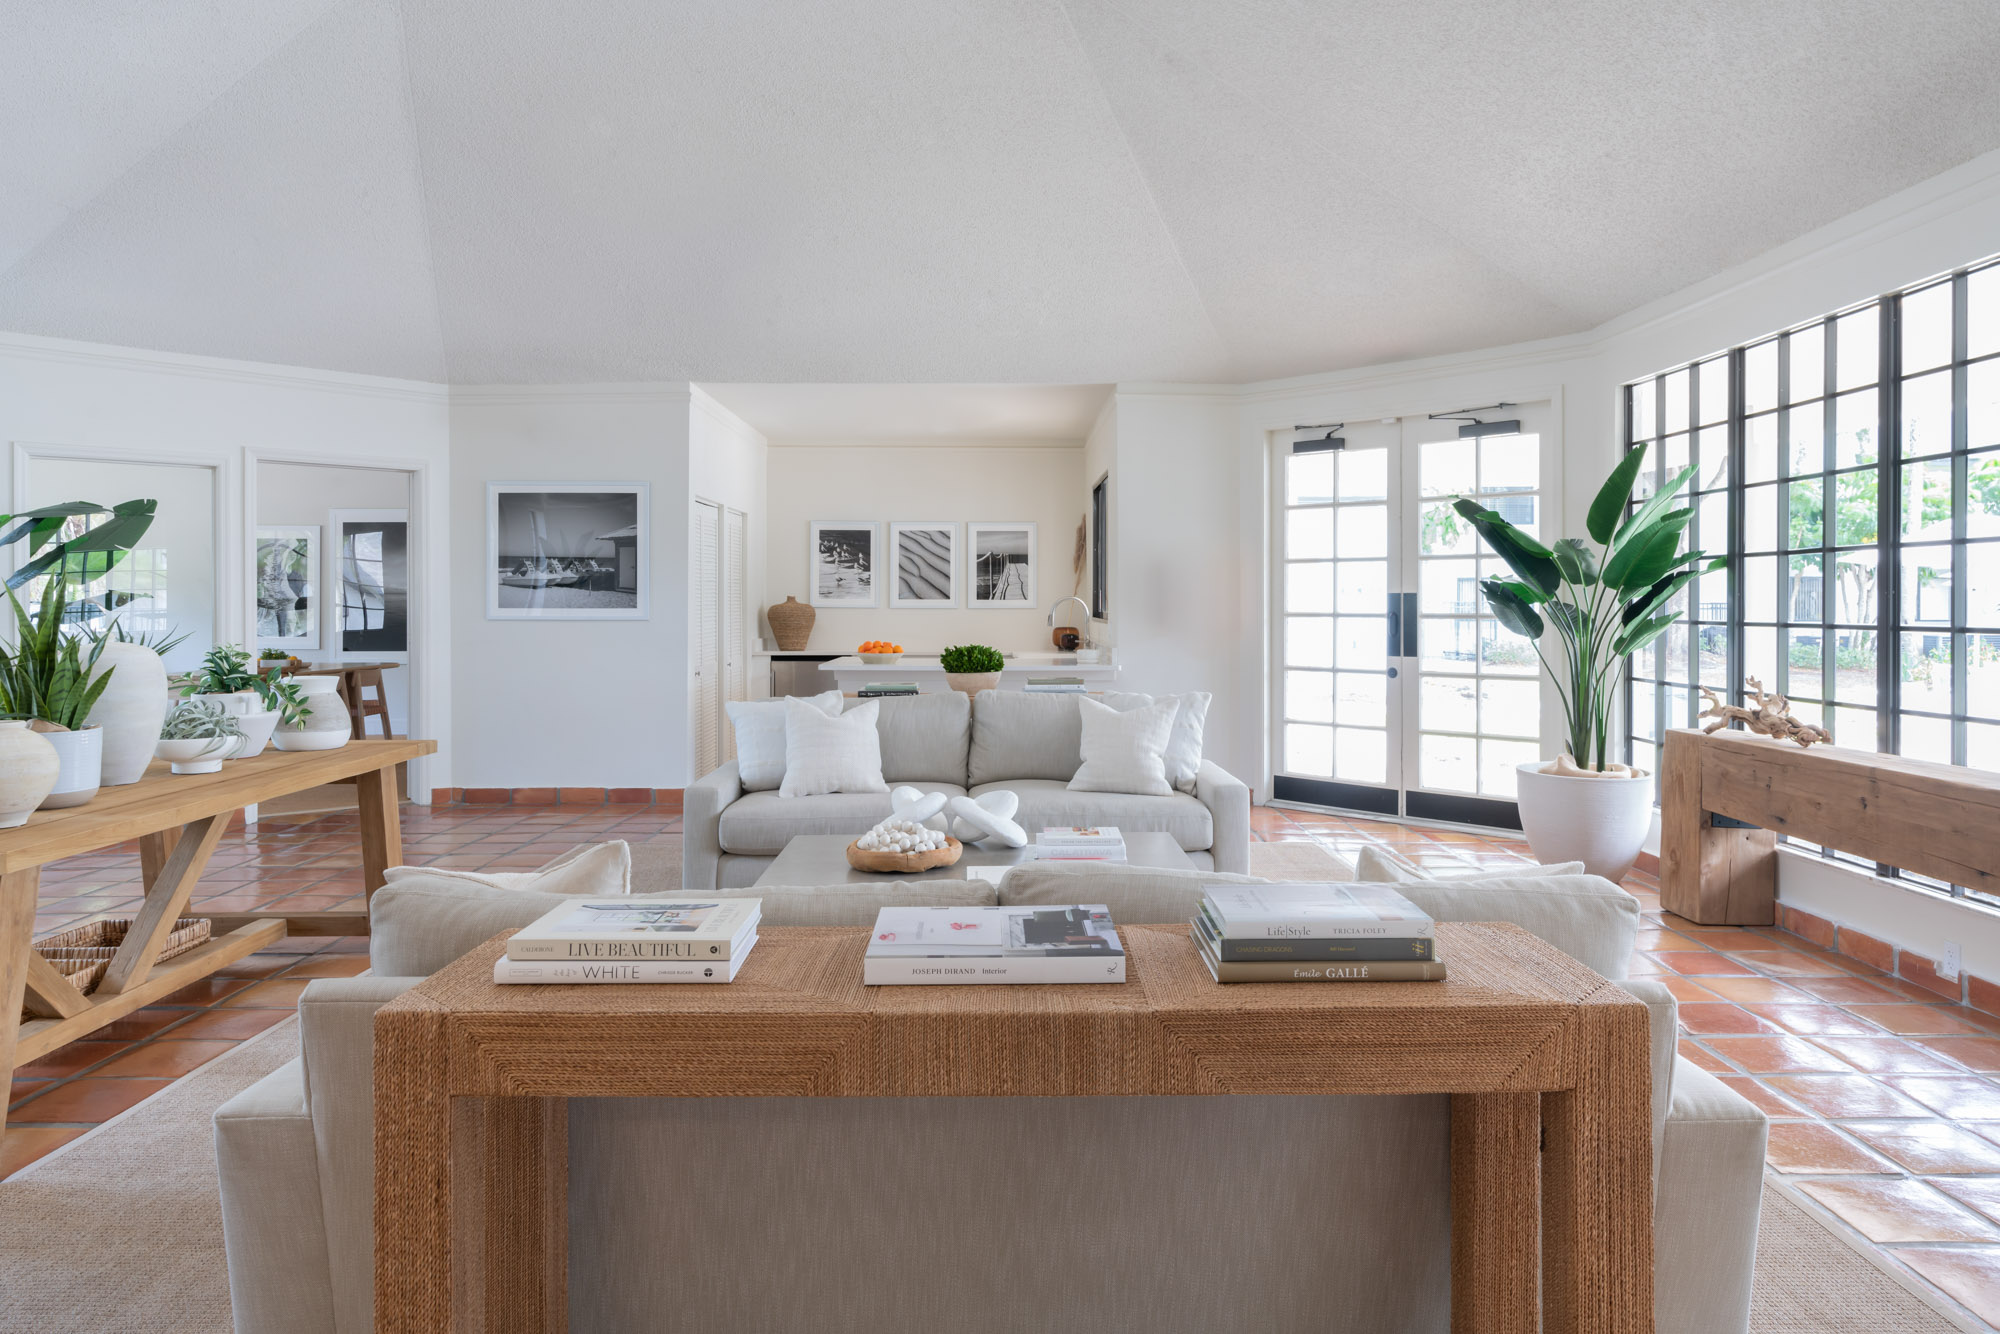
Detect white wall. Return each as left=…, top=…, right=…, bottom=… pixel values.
left=761, top=442, right=1084, bottom=655
left=447, top=386, right=692, bottom=790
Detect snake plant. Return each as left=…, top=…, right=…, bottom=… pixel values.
left=0, top=573, right=114, bottom=728
left=1453, top=440, right=1725, bottom=773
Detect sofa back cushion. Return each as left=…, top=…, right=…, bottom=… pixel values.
left=380, top=840, right=630, bottom=895
left=968, top=690, right=1084, bottom=785
left=846, top=691, right=970, bottom=785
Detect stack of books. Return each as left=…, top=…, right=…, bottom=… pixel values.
left=1023, top=676, right=1087, bottom=693
left=494, top=897, right=761, bottom=984
left=1025, top=826, right=1127, bottom=861
left=864, top=904, right=1126, bottom=984
left=858, top=681, right=920, bottom=698
left=1192, top=883, right=1446, bottom=983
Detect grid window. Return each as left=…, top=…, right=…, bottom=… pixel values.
left=1624, top=255, right=2000, bottom=904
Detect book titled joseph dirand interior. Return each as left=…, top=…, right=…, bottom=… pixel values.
left=505, top=897, right=761, bottom=961
left=864, top=905, right=1126, bottom=985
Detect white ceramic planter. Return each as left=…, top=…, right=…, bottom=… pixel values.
left=943, top=672, right=1002, bottom=697
left=0, top=722, right=60, bottom=826
left=39, top=726, right=104, bottom=809
left=273, top=674, right=351, bottom=752
left=155, top=737, right=233, bottom=775
left=86, top=640, right=169, bottom=785
left=1514, top=761, right=1655, bottom=883
left=209, top=691, right=279, bottom=758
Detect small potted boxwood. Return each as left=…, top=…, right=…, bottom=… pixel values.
left=939, top=644, right=1004, bottom=696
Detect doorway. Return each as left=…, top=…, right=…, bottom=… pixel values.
left=1270, top=404, right=1557, bottom=828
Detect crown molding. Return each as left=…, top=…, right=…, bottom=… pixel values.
left=764, top=436, right=1083, bottom=450
left=449, top=382, right=695, bottom=406
left=0, top=329, right=448, bottom=404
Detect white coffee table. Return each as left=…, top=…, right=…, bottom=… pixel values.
left=755, top=832, right=1194, bottom=886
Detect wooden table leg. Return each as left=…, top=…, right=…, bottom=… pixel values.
left=1451, top=1091, right=1540, bottom=1333
left=138, top=828, right=180, bottom=894
left=1658, top=729, right=1777, bottom=925
left=1541, top=997, right=1655, bottom=1334
left=358, top=764, right=404, bottom=898
left=99, top=814, right=229, bottom=995
left=0, top=868, right=42, bottom=1143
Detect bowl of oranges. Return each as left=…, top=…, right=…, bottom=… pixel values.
left=857, top=640, right=904, bottom=665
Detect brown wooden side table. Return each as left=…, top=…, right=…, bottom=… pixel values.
left=374, top=922, right=1654, bottom=1333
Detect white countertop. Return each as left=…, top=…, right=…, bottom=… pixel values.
left=820, top=653, right=1115, bottom=672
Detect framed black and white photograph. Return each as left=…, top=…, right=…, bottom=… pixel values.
left=968, top=521, right=1037, bottom=609
left=254, top=525, right=318, bottom=651
left=887, top=521, right=957, bottom=609
left=486, top=484, right=648, bottom=621
left=330, top=509, right=410, bottom=651
left=809, top=520, right=878, bottom=608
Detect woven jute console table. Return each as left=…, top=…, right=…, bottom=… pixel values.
left=374, top=922, right=1654, bottom=1334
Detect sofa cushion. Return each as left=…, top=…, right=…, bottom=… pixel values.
left=1390, top=874, right=1640, bottom=981
left=1069, top=695, right=1176, bottom=796
left=718, top=786, right=968, bottom=856
left=380, top=840, right=630, bottom=895
left=971, top=778, right=1213, bottom=851
left=967, top=691, right=1083, bottom=784
left=731, top=691, right=842, bottom=791
left=1353, top=845, right=1584, bottom=882
left=718, top=881, right=997, bottom=925
left=370, top=879, right=565, bottom=975
left=1000, top=861, right=1265, bottom=923
left=845, top=692, right=971, bottom=786
left=1101, top=690, right=1211, bottom=794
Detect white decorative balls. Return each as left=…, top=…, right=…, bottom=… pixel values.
left=855, top=816, right=950, bottom=854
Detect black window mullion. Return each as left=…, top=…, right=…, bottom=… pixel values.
left=1880, top=295, right=1902, bottom=760
left=1952, top=272, right=1971, bottom=768
left=1728, top=347, right=1747, bottom=709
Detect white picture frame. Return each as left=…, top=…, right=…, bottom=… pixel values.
left=887, top=521, right=958, bottom=609
left=254, top=525, right=319, bottom=652
left=809, top=520, right=879, bottom=608
left=487, top=483, right=649, bottom=621
left=967, top=521, right=1037, bottom=609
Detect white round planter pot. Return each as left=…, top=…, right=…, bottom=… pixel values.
left=1514, top=761, right=1654, bottom=883
left=943, top=672, right=1002, bottom=697
left=38, top=726, right=104, bottom=810
left=273, top=674, right=351, bottom=752
left=86, top=640, right=169, bottom=785
left=155, top=737, right=233, bottom=775
left=211, top=691, right=280, bottom=758
left=0, top=721, right=60, bottom=826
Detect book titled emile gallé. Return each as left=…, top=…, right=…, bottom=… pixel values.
left=864, top=904, right=1126, bottom=985
left=1194, top=883, right=1445, bottom=984
left=501, top=896, right=761, bottom=974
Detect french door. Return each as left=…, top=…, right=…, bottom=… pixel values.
left=1272, top=406, right=1556, bottom=827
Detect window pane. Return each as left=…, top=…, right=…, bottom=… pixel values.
left=1699, top=358, right=1730, bottom=426
left=1481, top=622, right=1539, bottom=676
left=1745, top=412, right=1779, bottom=483
left=1969, top=633, right=2000, bottom=718
left=1832, top=706, right=1875, bottom=750
left=1972, top=266, right=2000, bottom=359
left=1903, top=547, right=1952, bottom=626
left=1480, top=739, right=1539, bottom=797
left=1971, top=451, right=2000, bottom=538
left=1900, top=713, right=1951, bottom=763
left=1787, top=553, right=1823, bottom=620
left=1833, top=548, right=1878, bottom=625
left=1832, top=628, right=1877, bottom=702
left=1480, top=434, right=1538, bottom=493
left=1420, top=502, right=1475, bottom=555
left=1699, top=625, right=1731, bottom=686
left=1902, top=633, right=1954, bottom=713
left=1286, top=507, right=1332, bottom=559
left=1337, top=505, right=1387, bottom=558
left=1419, top=733, right=1476, bottom=793
left=1903, top=370, right=1953, bottom=457
left=1421, top=618, right=1479, bottom=673
left=1287, top=453, right=1333, bottom=505
left=1285, top=670, right=1333, bottom=722
left=1420, top=559, right=1476, bottom=615
left=1339, top=449, right=1388, bottom=501
left=1971, top=722, right=2000, bottom=772
left=1422, top=439, right=1475, bottom=496
left=1287, top=616, right=1334, bottom=668
left=1337, top=617, right=1388, bottom=671
left=1834, top=471, right=1878, bottom=546
left=1338, top=560, right=1386, bottom=614
left=1902, top=282, right=1954, bottom=374
left=1835, top=306, right=1879, bottom=391
left=1970, top=543, right=2000, bottom=628
left=1834, top=389, right=1878, bottom=467
left=1631, top=684, right=1656, bottom=740
left=1421, top=675, right=1476, bottom=732
left=1745, top=340, right=1778, bottom=413
left=1286, top=562, right=1332, bottom=611
left=1788, top=400, right=1824, bottom=473
left=1285, top=723, right=1332, bottom=777
left=1745, top=483, right=1778, bottom=551
left=1335, top=728, right=1387, bottom=784
left=1629, top=382, right=1655, bottom=441
left=1336, top=672, right=1388, bottom=727
left=1788, top=478, right=1824, bottom=550
left=1745, top=555, right=1778, bottom=622
left=1904, top=458, right=1953, bottom=540
left=1745, top=625, right=1778, bottom=683
left=1789, top=324, right=1824, bottom=403
left=1480, top=678, right=1540, bottom=738
left=1697, top=425, right=1730, bottom=490
left=1971, top=360, right=2000, bottom=451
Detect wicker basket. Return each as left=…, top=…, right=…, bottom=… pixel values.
left=21, top=917, right=212, bottom=1020
left=845, top=836, right=962, bottom=874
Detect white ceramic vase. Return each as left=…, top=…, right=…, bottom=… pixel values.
left=155, top=737, right=233, bottom=775
left=273, top=674, right=351, bottom=752
left=943, top=672, right=1002, bottom=697
left=39, top=726, right=104, bottom=809
left=212, top=691, right=279, bottom=758
left=0, top=722, right=60, bottom=826
left=85, top=640, right=169, bottom=785
left=1513, top=761, right=1655, bottom=883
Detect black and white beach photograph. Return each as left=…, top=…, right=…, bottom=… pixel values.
left=810, top=520, right=878, bottom=607
left=487, top=484, right=648, bottom=620
left=968, top=522, right=1036, bottom=608
left=888, top=522, right=956, bottom=608
left=254, top=526, right=317, bottom=650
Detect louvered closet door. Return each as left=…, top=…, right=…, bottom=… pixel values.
left=721, top=507, right=748, bottom=761
left=693, top=501, right=722, bottom=777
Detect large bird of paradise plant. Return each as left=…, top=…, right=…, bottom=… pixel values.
left=1451, top=441, right=1725, bottom=773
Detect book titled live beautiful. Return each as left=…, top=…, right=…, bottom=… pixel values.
left=505, top=897, right=761, bottom=961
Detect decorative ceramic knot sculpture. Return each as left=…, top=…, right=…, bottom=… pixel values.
left=947, top=790, right=1027, bottom=848
left=1698, top=677, right=1832, bottom=748
left=889, top=785, right=950, bottom=832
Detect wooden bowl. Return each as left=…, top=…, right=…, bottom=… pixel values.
left=857, top=652, right=903, bottom=665
left=846, top=836, right=962, bottom=873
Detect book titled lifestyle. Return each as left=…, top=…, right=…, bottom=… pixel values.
left=1193, top=927, right=1448, bottom=983
left=1193, top=908, right=1434, bottom=962
left=1202, top=883, right=1433, bottom=940
left=493, top=943, right=755, bottom=985
left=864, top=904, right=1126, bottom=985
left=506, top=897, right=761, bottom=961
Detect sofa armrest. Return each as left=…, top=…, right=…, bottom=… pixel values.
left=1656, top=1061, right=1768, bottom=1334
left=1195, top=760, right=1250, bottom=875
left=300, top=975, right=423, bottom=1334
left=215, top=1058, right=337, bottom=1334
left=684, top=761, right=743, bottom=891
left=1617, top=977, right=1680, bottom=1175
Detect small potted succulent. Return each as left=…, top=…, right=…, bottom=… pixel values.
left=178, top=644, right=307, bottom=758
left=939, top=643, right=1005, bottom=697
left=155, top=697, right=243, bottom=775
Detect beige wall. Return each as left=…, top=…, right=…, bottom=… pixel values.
left=763, top=442, right=1084, bottom=655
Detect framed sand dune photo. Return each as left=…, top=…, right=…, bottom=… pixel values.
left=968, top=521, right=1036, bottom=609
left=888, top=521, right=957, bottom=609
left=810, top=520, right=878, bottom=608
left=487, top=483, right=649, bottom=620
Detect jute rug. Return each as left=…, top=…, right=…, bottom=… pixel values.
left=1248, top=839, right=1357, bottom=880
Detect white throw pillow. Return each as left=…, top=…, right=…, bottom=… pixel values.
left=1353, top=845, right=1586, bottom=883
left=1102, top=690, right=1210, bottom=793
left=379, top=840, right=631, bottom=895
left=1068, top=696, right=1177, bottom=796
left=780, top=697, right=888, bottom=797
left=727, top=691, right=842, bottom=790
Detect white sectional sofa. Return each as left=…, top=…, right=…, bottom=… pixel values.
left=683, top=690, right=1252, bottom=889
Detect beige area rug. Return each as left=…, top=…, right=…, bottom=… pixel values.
left=629, top=834, right=682, bottom=891
left=1752, top=1181, right=1973, bottom=1332
left=0, top=1016, right=299, bottom=1334
left=1247, top=840, right=1356, bottom=880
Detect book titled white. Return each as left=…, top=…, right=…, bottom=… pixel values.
left=1203, top=883, right=1434, bottom=939
left=506, top=897, right=761, bottom=961
left=493, top=943, right=754, bottom=985
left=864, top=904, right=1126, bottom=985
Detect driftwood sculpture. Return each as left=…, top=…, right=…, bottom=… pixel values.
left=1697, top=678, right=1832, bottom=747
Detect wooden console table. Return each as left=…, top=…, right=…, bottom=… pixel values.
left=375, top=922, right=1654, bottom=1334
left=0, top=739, right=435, bottom=1143
left=1660, top=727, right=2000, bottom=924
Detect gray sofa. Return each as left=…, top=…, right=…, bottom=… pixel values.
left=214, top=863, right=1766, bottom=1334
left=683, top=690, right=1252, bottom=889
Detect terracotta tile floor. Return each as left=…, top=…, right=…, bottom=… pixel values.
left=7, top=798, right=2000, bottom=1327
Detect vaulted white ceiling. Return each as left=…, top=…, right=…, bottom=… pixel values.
left=5, top=0, right=2000, bottom=385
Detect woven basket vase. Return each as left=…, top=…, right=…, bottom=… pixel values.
left=768, top=596, right=815, bottom=651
